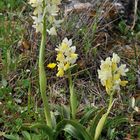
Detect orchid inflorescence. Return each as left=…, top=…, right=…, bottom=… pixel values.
left=55, top=38, right=78, bottom=77
left=98, top=53, right=129, bottom=94
left=29, top=0, right=63, bottom=35
left=47, top=38, right=78, bottom=77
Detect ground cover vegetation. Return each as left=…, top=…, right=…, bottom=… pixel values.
left=0, top=0, right=140, bottom=139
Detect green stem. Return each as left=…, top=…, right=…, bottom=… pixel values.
left=27, top=81, right=31, bottom=114
left=107, top=94, right=113, bottom=113
left=68, top=70, right=77, bottom=119
left=108, top=94, right=113, bottom=107
left=39, top=14, right=52, bottom=128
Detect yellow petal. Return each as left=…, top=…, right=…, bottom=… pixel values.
left=112, top=62, right=117, bottom=72
left=47, top=63, right=57, bottom=69
left=105, top=78, right=113, bottom=94
left=64, top=63, right=70, bottom=71
left=61, top=42, right=68, bottom=50
left=114, top=73, right=120, bottom=81
left=56, top=69, right=64, bottom=77
left=120, top=80, right=128, bottom=86
left=70, top=53, right=78, bottom=59
left=56, top=53, right=65, bottom=61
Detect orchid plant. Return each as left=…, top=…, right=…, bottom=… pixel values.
left=95, top=53, right=129, bottom=140
left=29, top=0, right=63, bottom=128
left=55, top=38, right=78, bottom=119
left=48, top=37, right=78, bottom=119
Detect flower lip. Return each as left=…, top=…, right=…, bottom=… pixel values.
left=47, top=63, right=57, bottom=69
left=47, top=27, right=57, bottom=35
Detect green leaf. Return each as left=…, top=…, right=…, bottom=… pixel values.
left=105, top=116, right=129, bottom=139
left=51, top=111, right=57, bottom=129
left=80, top=108, right=99, bottom=125
left=29, top=123, right=54, bottom=140
left=4, top=134, right=20, bottom=140
left=64, top=124, right=84, bottom=140
left=89, top=107, right=105, bottom=138
left=55, top=119, right=92, bottom=140
left=94, top=113, right=108, bottom=140
left=93, top=100, right=114, bottom=140
left=107, top=128, right=116, bottom=140
left=0, top=1, right=5, bottom=11
left=70, top=84, right=78, bottom=119
left=22, top=131, right=31, bottom=140
left=55, top=105, right=70, bottom=119
left=118, top=20, right=128, bottom=35
left=22, top=79, right=30, bottom=88
left=2, top=78, right=7, bottom=87
left=31, top=134, right=42, bottom=140
left=92, top=21, right=97, bottom=36
left=105, top=116, right=129, bottom=128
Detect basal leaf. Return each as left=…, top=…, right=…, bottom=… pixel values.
left=21, top=131, right=31, bottom=140
left=80, top=107, right=99, bottom=125
left=94, top=113, right=108, bottom=140
left=55, top=119, right=92, bottom=140
left=105, top=116, right=129, bottom=128
left=89, top=107, right=105, bottom=138
left=29, top=123, right=54, bottom=140
left=4, top=134, right=20, bottom=140
left=64, top=124, right=84, bottom=140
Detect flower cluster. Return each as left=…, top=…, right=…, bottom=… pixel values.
left=55, top=38, right=78, bottom=77
left=98, top=53, right=129, bottom=94
left=29, top=0, right=63, bottom=34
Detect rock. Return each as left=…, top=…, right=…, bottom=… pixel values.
left=64, top=0, right=92, bottom=16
